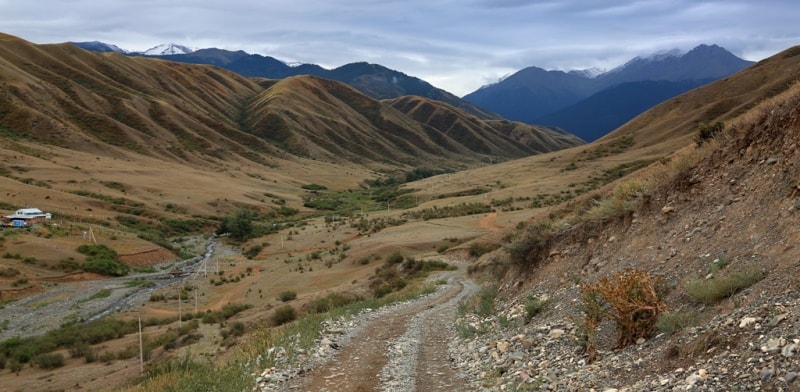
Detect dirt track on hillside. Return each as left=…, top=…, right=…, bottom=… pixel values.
left=279, top=267, right=476, bottom=392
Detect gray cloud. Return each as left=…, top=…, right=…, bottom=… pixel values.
left=1, top=0, right=798, bottom=95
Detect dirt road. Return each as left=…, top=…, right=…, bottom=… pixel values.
left=279, top=268, right=478, bottom=392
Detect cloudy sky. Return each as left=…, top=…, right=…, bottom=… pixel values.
left=1, top=0, right=798, bottom=96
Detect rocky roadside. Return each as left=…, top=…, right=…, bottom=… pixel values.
left=251, top=264, right=798, bottom=391
left=448, top=284, right=800, bottom=391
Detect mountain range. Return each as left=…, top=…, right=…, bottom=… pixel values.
left=72, top=41, right=754, bottom=141
left=463, top=44, right=753, bottom=141
left=2, top=33, right=581, bottom=175
left=71, top=42, right=497, bottom=120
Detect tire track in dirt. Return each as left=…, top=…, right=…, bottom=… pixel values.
left=413, top=279, right=477, bottom=391
left=378, top=277, right=478, bottom=391
left=283, top=271, right=471, bottom=391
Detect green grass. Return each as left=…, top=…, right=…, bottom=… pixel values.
left=79, top=289, right=112, bottom=303
left=523, top=295, right=551, bottom=323
left=458, top=285, right=497, bottom=318
left=585, top=178, right=651, bottom=221
left=656, top=309, right=699, bottom=335
left=684, top=267, right=764, bottom=304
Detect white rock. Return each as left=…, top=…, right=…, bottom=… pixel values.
left=548, top=328, right=566, bottom=339
left=782, top=343, right=797, bottom=357
left=739, top=317, right=757, bottom=328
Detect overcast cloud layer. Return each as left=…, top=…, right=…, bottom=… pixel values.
left=1, top=0, right=798, bottom=96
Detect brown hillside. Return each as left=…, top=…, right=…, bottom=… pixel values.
left=388, top=95, right=584, bottom=156
left=602, top=45, right=800, bottom=150
left=0, top=34, right=582, bottom=175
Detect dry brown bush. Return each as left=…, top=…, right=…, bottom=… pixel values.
left=579, top=268, right=666, bottom=361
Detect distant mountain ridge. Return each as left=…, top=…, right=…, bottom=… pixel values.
left=71, top=43, right=497, bottom=120
left=463, top=44, right=754, bottom=141
left=2, top=34, right=582, bottom=174
left=71, top=41, right=755, bottom=142
left=71, top=41, right=195, bottom=56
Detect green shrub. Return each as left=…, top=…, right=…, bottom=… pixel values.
left=458, top=285, right=498, bottom=318
left=69, top=343, right=93, bottom=359
left=373, top=284, right=393, bottom=298
left=476, top=285, right=497, bottom=317
left=0, top=268, right=19, bottom=277
left=229, top=322, right=245, bottom=337
left=77, top=244, right=129, bottom=276
left=216, top=209, right=256, bottom=242
left=523, top=295, right=551, bottom=323
left=271, top=305, right=296, bottom=326
left=243, top=244, right=263, bottom=259
left=35, top=353, right=64, bottom=369
left=98, top=351, right=116, bottom=363
left=505, top=222, right=553, bottom=269
left=301, top=183, right=327, bottom=191
left=305, top=292, right=361, bottom=313
left=386, top=252, right=404, bottom=265
left=278, top=290, right=297, bottom=302
left=694, top=121, right=724, bottom=146
left=468, top=242, right=500, bottom=258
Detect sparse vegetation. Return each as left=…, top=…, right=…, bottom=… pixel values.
left=80, top=288, right=112, bottom=303
left=656, top=309, right=699, bottom=335
left=694, top=121, right=725, bottom=146
left=584, top=178, right=651, bottom=221
left=401, top=202, right=492, bottom=220
left=523, top=295, right=551, bottom=323
left=684, top=267, right=764, bottom=304
left=468, top=242, right=500, bottom=258
left=504, top=221, right=553, bottom=269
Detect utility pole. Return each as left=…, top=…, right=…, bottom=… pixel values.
left=138, top=314, right=143, bottom=374
left=178, top=289, right=182, bottom=328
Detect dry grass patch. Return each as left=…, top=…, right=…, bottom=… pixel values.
left=578, top=268, right=666, bottom=362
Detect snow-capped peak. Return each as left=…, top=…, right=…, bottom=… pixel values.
left=607, top=48, right=684, bottom=74
left=568, top=67, right=606, bottom=78
left=644, top=48, right=684, bottom=62
left=141, top=43, right=194, bottom=56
